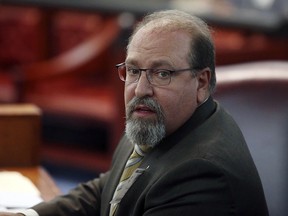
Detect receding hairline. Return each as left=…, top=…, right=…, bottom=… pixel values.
left=128, top=10, right=213, bottom=47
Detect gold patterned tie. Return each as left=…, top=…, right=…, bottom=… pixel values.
left=109, top=144, right=150, bottom=216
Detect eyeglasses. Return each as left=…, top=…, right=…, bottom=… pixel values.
left=116, top=62, right=198, bottom=86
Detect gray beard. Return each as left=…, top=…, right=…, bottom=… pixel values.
left=125, top=97, right=166, bottom=148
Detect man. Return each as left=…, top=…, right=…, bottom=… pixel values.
left=1, top=9, right=268, bottom=216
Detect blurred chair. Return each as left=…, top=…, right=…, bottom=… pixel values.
left=213, top=27, right=288, bottom=65
left=0, top=5, right=47, bottom=102
left=0, top=5, right=128, bottom=172
left=49, top=10, right=105, bottom=55
left=0, top=104, right=41, bottom=167
left=214, top=61, right=288, bottom=216
left=12, top=15, right=126, bottom=172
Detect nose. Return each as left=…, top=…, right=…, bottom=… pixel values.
left=135, top=71, right=153, bottom=98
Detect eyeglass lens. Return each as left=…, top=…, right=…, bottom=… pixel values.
left=118, top=64, right=172, bottom=86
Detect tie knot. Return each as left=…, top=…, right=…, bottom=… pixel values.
left=133, top=144, right=150, bottom=157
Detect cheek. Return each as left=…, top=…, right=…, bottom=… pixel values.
left=124, top=85, right=134, bottom=106
left=160, top=87, right=198, bottom=134
left=163, top=93, right=196, bottom=118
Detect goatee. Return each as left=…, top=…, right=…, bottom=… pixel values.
left=125, top=97, right=166, bottom=148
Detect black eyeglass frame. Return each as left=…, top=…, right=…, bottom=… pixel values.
left=116, top=62, right=201, bottom=86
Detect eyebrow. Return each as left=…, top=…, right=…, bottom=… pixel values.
left=125, top=59, right=174, bottom=69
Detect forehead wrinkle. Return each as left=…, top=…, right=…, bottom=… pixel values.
left=127, top=42, right=175, bottom=68
left=128, top=26, right=174, bottom=52
left=127, top=26, right=190, bottom=69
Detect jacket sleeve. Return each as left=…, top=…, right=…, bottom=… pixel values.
left=32, top=171, right=110, bottom=216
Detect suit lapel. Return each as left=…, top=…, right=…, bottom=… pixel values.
left=101, top=138, right=134, bottom=216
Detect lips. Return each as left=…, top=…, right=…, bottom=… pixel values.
left=126, top=97, right=162, bottom=120
left=135, top=105, right=155, bottom=112
left=133, top=105, right=156, bottom=116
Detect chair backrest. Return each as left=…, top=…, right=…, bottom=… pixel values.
left=0, top=104, right=41, bottom=166
left=214, top=61, right=288, bottom=216
left=0, top=5, right=46, bottom=66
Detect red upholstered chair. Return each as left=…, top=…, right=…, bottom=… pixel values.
left=8, top=15, right=126, bottom=172
left=214, top=61, right=288, bottom=216
left=213, top=27, right=288, bottom=65
left=49, top=10, right=105, bottom=56
left=0, top=5, right=46, bottom=102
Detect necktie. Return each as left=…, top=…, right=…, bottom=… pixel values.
left=109, top=144, right=150, bottom=216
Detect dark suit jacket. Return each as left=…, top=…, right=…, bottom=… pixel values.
left=33, top=98, right=269, bottom=216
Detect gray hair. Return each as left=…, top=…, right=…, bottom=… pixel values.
left=128, top=10, right=216, bottom=93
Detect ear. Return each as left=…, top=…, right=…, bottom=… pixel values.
left=196, top=68, right=211, bottom=104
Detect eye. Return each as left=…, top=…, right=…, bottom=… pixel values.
left=154, top=69, right=171, bottom=79
left=127, top=68, right=140, bottom=76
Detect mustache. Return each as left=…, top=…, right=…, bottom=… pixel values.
left=126, top=97, right=164, bottom=120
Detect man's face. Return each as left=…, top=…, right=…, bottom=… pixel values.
left=124, top=26, right=208, bottom=145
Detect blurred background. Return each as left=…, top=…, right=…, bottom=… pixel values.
left=0, top=0, right=287, bottom=210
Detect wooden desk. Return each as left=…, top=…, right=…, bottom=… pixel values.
left=1, top=166, right=61, bottom=201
